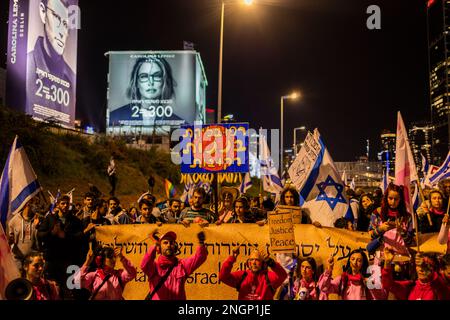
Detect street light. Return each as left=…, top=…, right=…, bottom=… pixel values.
left=280, top=92, right=300, bottom=178
left=217, top=0, right=253, bottom=123
left=293, top=126, right=307, bottom=155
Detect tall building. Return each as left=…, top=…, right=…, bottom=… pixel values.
left=409, top=121, right=434, bottom=167
left=335, top=161, right=383, bottom=188
left=427, top=0, right=450, bottom=165
left=379, top=131, right=396, bottom=175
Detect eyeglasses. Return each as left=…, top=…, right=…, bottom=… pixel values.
left=46, top=6, right=69, bottom=30
left=138, top=73, right=163, bottom=84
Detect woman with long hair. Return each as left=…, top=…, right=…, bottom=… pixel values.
left=368, top=183, right=415, bottom=246
left=293, top=257, right=327, bottom=300
left=318, top=249, right=381, bottom=300
left=22, top=252, right=60, bottom=300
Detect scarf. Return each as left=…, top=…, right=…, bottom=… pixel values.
left=430, top=208, right=445, bottom=216
left=387, top=209, right=399, bottom=219
left=157, top=255, right=178, bottom=269
left=339, top=272, right=368, bottom=298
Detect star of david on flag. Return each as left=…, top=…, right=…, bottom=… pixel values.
left=316, top=175, right=347, bottom=210
left=288, top=129, right=351, bottom=227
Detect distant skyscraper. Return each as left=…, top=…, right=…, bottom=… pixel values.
left=427, top=0, right=450, bottom=165
left=380, top=130, right=396, bottom=175
left=409, top=122, right=433, bottom=167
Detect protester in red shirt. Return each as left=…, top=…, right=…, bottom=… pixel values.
left=140, top=229, right=208, bottom=300
left=219, top=248, right=287, bottom=300
left=381, top=248, right=447, bottom=300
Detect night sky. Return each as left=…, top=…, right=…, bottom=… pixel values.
left=0, top=0, right=430, bottom=161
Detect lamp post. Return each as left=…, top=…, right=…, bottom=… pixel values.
left=280, top=92, right=300, bottom=178
left=217, top=0, right=253, bottom=124
left=293, top=126, right=307, bottom=155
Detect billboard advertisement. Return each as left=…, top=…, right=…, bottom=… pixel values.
left=178, top=123, right=250, bottom=174
left=6, top=0, right=78, bottom=127
left=107, top=51, right=207, bottom=130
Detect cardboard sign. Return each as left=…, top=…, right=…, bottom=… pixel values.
left=268, top=210, right=296, bottom=254
left=276, top=205, right=302, bottom=224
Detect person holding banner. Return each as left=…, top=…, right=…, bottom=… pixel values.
left=140, top=230, right=208, bottom=300
left=318, top=249, right=384, bottom=300
left=278, top=187, right=311, bottom=224
left=219, top=248, right=287, bottom=300
left=77, top=245, right=136, bottom=300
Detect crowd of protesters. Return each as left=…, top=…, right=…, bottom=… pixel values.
left=5, top=178, right=450, bottom=300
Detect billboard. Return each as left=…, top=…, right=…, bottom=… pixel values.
left=6, top=0, right=79, bottom=127
left=178, top=123, right=250, bottom=174
left=107, top=51, right=207, bottom=131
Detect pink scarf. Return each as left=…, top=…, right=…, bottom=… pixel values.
left=157, top=255, right=178, bottom=269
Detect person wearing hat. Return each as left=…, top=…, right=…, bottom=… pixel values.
left=381, top=248, right=448, bottom=300
left=140, top=229, right=208, bottom=300
left=219, top=248, right=287, bottom=300
left=78, top=245, right=136, bottom=300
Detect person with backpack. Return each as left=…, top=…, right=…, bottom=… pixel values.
left=140, top=229, right=208, bottom=300
left=219, top=248, right=287, bottom=300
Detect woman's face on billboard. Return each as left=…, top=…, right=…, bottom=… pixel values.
left=137, top=61, right=163, bottom=100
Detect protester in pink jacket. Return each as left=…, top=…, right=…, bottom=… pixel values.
left=219, top=248, right=287, bottom=300
left=318, top=249, right=387, bottom=300
left=293, top=257, right=327, bottom=300
left=140, top=230, right=208, bottom=300
left=381, top=248, right=447, bottom=300
left=79, top=246, right=136, bottom=300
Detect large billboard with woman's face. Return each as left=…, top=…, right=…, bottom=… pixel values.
left=107, top=51, right=206, bottom=130
left=6, top=0, right=79, bottom=127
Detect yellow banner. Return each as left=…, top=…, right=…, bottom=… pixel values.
left=95, top=224, right=447, bottom=300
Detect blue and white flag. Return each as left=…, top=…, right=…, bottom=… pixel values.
left=291, top=129, right=351, bottom=227
left=0, top=136, right=41, bottom=228
left=421, top=153, right=429, bottom=176
left=349, top=178, right=356, bottom=191
left=239, top=172, right=252, bottom=194
left=260, top=134, right=284, bottom=195
left=380, top=169, right=389, bottom=193
left=429, top=151, right=450, bottom=186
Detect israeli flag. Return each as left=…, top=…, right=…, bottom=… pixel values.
left=421, top=153, right=429, bottom=176
left=260, top=134, right=283, bottom=195
left=295, top=130, right=351, bottom=227
left=0, top=136, right=41, bottom=228
left=380, top=169, right=389, bottom=192
left=349, top=177, right=356, bottom=191
left=429, top=151, right=450, bottom=186
left=239, top=172, right=253, bottom=194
